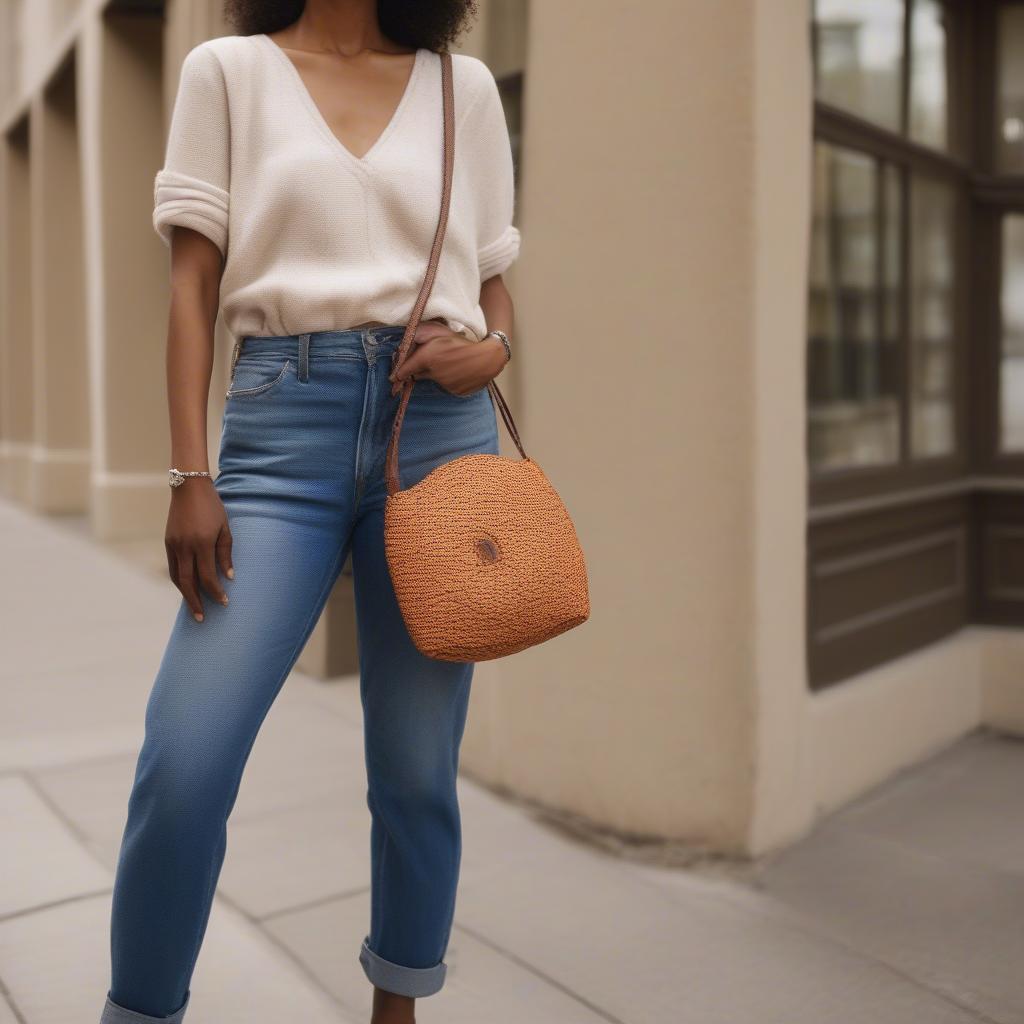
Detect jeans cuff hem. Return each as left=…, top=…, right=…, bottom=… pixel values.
left=100, top=990, right=190, bottom=1023
left=358, top=936, right=447, bottom=998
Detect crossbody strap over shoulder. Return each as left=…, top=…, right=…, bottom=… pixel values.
left=385, top=50, right=526, bottom=497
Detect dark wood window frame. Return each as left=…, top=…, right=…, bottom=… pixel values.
left=972, top=2, right=1024, bottom=478
left=808, top=0, right=1024, bottom=689
left=810, top=0, right=973, bottom=506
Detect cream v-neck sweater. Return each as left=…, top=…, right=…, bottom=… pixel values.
left=152, top=34, right=521, bottom=342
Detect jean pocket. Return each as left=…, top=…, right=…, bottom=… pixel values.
left=226, top=357, right=292, bottom=399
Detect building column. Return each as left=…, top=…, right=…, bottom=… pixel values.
left=28, top=56, right=91, bottom=514
left=78, top=7, right=170, bottom=539
left=747, top=0, right=814, bottom=853
left=0, top=115, right=34, bottom=502
left=458, top=0, right=812, bottom=855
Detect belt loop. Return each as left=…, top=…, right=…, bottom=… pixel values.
left=298, top=333, right=310, bottom=382
left=362, top=326, right=380, bottom=364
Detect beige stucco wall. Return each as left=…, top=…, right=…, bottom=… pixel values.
left=1, top=121, right=34, bottom=502
left=459, top=0, right=766, bottom=852
left=86, top=11, right=176, bottom=538
left=747, top=0, right=813, bottom=852
left=30, top=64, right=92, bottom=513
left=979, top=626, right=1024, bottom=732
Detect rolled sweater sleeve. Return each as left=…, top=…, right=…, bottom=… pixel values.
left=153, top=42, right=230, bottom=258
left=467, top=64, right=521, bottom=281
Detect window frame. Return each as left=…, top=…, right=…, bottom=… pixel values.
left=809, top=0, right=974, bottom=508
left=803, top=0, right=1024, bottom=691
left=970, top=0, right=1024, bottom=477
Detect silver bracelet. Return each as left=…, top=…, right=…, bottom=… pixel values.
left=483, top=329, right=511, bottom=362
left=168, top=468, right=212, bottom=488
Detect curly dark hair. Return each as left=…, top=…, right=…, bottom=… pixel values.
left=222, top=0, right=479, bottom=52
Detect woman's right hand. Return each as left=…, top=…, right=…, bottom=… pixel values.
left=165, top=478, right=233, bottom=622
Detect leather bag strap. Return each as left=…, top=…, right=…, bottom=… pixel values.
left=385, top=50, right=526, bottom=497
left=388, top=49, right=455, bottom=376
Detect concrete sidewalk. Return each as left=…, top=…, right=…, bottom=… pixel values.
left=2, top=496, right=1023, bottom=1024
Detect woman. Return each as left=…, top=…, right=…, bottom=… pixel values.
left=98, top=1, right=519, bottom=1022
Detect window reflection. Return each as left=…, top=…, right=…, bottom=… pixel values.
left=1000, top=216, right=1024, bottom=453
left=909, top=0, right=949, bottom=150
left=814, top=0, right=904, bottom=132
left=998, top=7, right=1024, bottom=173
left=808, top=143, right=901, bottom=470
left=909, top=175, right=956, bottom=458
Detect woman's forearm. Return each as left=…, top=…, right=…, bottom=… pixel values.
left=479, top=273, right=514, bottom=343
left=166, top=232, right=223, bottom=471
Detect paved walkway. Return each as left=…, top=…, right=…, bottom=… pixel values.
left=2, top=496, right=1023, bottom=1024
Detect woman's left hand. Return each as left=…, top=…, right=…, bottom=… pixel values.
left=389, top=321, right=508, bottom=397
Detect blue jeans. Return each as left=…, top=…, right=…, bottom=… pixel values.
left=100, top=326, right=499, bottom=1023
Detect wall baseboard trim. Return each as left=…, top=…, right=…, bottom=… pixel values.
left=804, top=625, right=1024, bottom=832
left=29, top=447, right=90, bottom=513
left=90, top=473, right=167, bottom=540
left=0, top=444, right=33, bottom=503
left=980, top=626, right=1024, bottom=732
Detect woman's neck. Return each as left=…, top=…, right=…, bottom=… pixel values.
left=279, top=0, right=402, bottom=57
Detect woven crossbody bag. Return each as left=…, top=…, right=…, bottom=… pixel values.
left=383, top=51, right=590, bottom=663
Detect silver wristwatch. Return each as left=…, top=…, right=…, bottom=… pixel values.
left=483, top=329, right=512, bottom=362
left=168, top=468, right=212, bottom=488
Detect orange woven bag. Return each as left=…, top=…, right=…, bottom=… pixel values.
left=383, top=51, right=590, bottom=662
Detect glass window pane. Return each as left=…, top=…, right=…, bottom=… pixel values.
left=909, top=0, right=949, bottom=150
left=998, top=7, right=1024, bottom=173
left=808, top=143, right=901, bottom=470
left=909, top=174, right=956, bottom=458
left=1000, top=215, right=1024, bottom=453
left=814, top=0, right=905, bottom=132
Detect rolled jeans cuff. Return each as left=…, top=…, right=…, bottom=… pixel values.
left=100, top=990, right=190, bottom=1023
left=358, top=936, right=447, bottom=998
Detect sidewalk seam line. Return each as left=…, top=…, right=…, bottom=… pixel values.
left=452, top=922, right=628, bottom=1024
left=0, top=886, right=114, bottom=925
left=682, top=881, right=1005, bottom=1024
left=0, top=969, right=29, bottom=1024
left=213, top=888, right=357, bottom=1019
left=625, top=845, right=1005, bottom=1023
left=20, top=771, right=114, bottom=860
left=258, top=884, right=372, bottom=923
